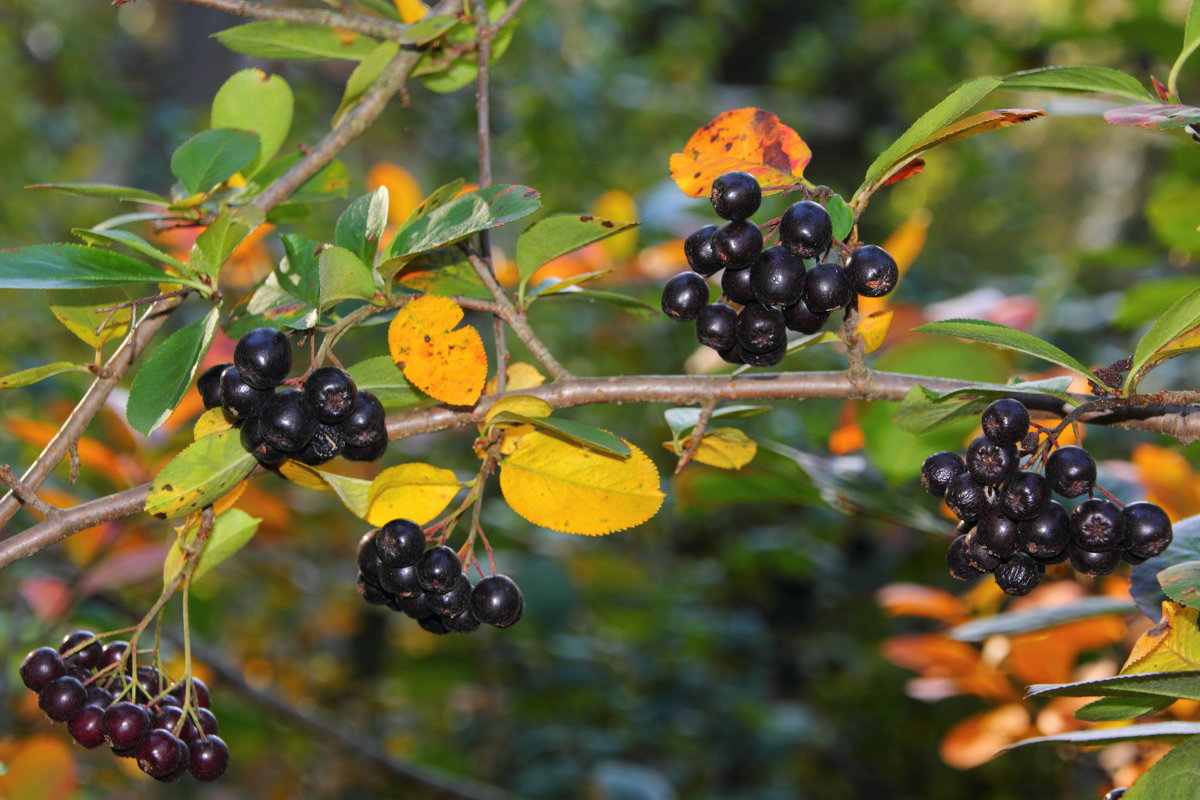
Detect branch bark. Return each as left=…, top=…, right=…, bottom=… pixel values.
left=170, top=0, right=416, bottom=40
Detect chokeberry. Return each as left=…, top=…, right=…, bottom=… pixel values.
left=710, top=171, right=762, bottom=221
left=735, top=304, right=786, bottom=354
left=846, top=244, right=899, bottom=298
left=234, top=327, right=292, bottom=390
left=377, top=519, right=426, bottom=568
left=470, top=575, right=524, bottom=628
left=137, top=728, right=189, bottom=780
left=395, top=592, right=432, bottom=619
left=343, top=437, right=388, bottom=462
left=296, top=424, right=342, bottom=466
left=778, top=200, right=832, bottom=259
left=947, top=534, right=985, bottom=581
left=1071, top=498, right=1125, bottom=551
left=1068, top=543, right=1121, bottom=576
left=965, top=532, right=1002, bottom=572
left=981, top=399, right=1030, bottom=445
left=781, top=297, right=828, bottom=334
left=803, top=263, right=852, bottom=312
left=921, top=452, right=965, bottom=498
left=1020, top=502, right=1070, bottom=560
left=1046, top=446, right=1096, bottom=498
left=965, top=436, right=1017, bottom=486
left=999, top=470, right=1050, bottom=521
left=85, top=685, right=114, bottom=708
left=447, top=609, right=481, bottom=633
left=258, top=390, right=318, bottom=453
left=39, top=675, right=87, bottom=721
left=304, top=367, right=358, bottom=424
left=695, top=303, right=738, bottom=351
left=240, top=418, right=287, bottom=466
left=20, top=646, right=66, bottom=692
left=68, top=704, right=107, bottom=748
left=741, top=342, right=786, bottom=368
left=98, top=641, right=128, bottom=670
left=418, top=614, right=452, bottom=635
left=136, top=665, right=165, bottom=698
left=994, top=552, right=1043, bottom=596
left=189, top=735, right=230, bottom=781
left=379, top=563, right=422, bottom=597
left=102, top=701, right=153, bottom=750
left=197, top=363, right=232, bottom=410
left=357, top=532, right=384, bottom=587
left=357, top=574, right=390, bottom=606
left=59, top=631, right=102, bottom=670
left=712, top=220, right=763, bottom=269
left=219, top=367, right=272, bottom=420
left=417, top=546, right=462, bottom=594
left=944, top=473, right=990, bottom=522
left=750, top=246, right=806, bottom=307
left=718, top=344, right=745, bottom=365
left=661, top=272, right=710, bottom=322
left=1123, top=502, right=1173, bottom=559
left=975, top=506, right=1021, bottom=559
left=179, top=677, right=211, bottom=709
left=427, top=574, right=473, bottom=618
left=720, top=262, right=756, bottom=305
left=337, top=391, right=386, bottom=449
left=684, top=225, right=723, bottom=276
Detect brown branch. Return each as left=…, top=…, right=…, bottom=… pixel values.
left=168, top=0, right=415, bottom=40
left=675, top=398, right=716, bottom=474
left=0, top=483, right=150, bottom=567
left=0, top=466, right=62, bottom=518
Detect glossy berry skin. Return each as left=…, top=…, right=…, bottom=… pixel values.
left=258, top=390, right=318, bottom=453
left=20, top=646, right=66, bottom=692
left=137, top=728, right=189, bottom=779
left=994, top=552, right=1043, bottom=596
left=296, top=425, right=342, bottom=466
left=343, top=438, right=388, bottom=462
left=965, top=533, right=1002, bottom=572
left=1071, top=498, right=1125, bottom=551
left=98, top=641, right=128, bottom=671
left=921, top=452, right=965, bottom=498
left=742, top=343, right=786, bottom=368
left=710, top=171, right=762, bottom=221
left=803, top=263, right=852, bottom=312
left=1068, top=542, right=1121, bottom=576
left=684, top=225, right=723, bottom=276
left=417, top=546, right=462, bottom=594
left=661, top=272, right=710, bottom=322
left=427, top=574, right=473, bottom=618
left=695, top=304, right=738, bottom=351
left=59, top=631, right=102, bottom=670
left=976, top=506, right=1021, bottom=559
left=304, top=367, right=358, bottom=424
left=219, top=367, right=272, bottom=420
left=39, top=675, right=87, bottom=721
left=846, top=245, right=898, bottom=298
left=718, top=345, right=745, bottom=365
left=947, top=534, right=985, bottom=581
left=944, top=473, right=989, bottom=522
left=189, top=735, right=230, bottom=781
left=999, top=470, right=1051, bottom=521
left=781, top=297, right=828, bottom=334
left=234, top=327, right=292, bottom=390
left=395, top=592, right=432, bottom=619
left=720, top=262, right=756, bottom=305
left=380, top=563, right=422, bottom=597
left=377, top=519, right=425, bottom=568
left=240, top=418, right=287, bottom=467
left=750, top=246, right=806, bottom=307
left=447, top=609, right=481, bottom=633
left=68, top=704, right=107, bottom=748
left=735, top=304, right=786, bottom=354
left=1046, top=446, right=1097, bottom=498
left=1020, top=502, right=1070, bottom=560
left=85, top=685, right=114, bottom=708
left=471, top=575, right=524, bottom=627
left=357, top=574, right=390, bottom=606
left=1123, top=502, right=1173, bottom=559
left=981, top=398, right=1030, bottom=445
left=778, top=200, right=833, bottom=259
left=102, top=701, right=153, bottom=750
left=357, top=532, right=384, bottom=587
left=712, top=220, right=763, bottom=269
left=197, top=363, right=232, bottom=410
left=337, top=391, right=386, bottom=449
left=965, top=436, right=1018, bottom=486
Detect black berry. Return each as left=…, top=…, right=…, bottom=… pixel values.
left=377, top=519, right=425, bottom=568
left=258, top=390, right=318, bottom=453
left=741, top=342, right=786, bottom=368
left=965, top=436, right=1018, bottom=486
left=39, top=675, right=87, bottom=721
left=1068, top=543, right=1121, bottom=576
left=994, top=552, right=1043, bottom=596
left=981, top=399, right=1030, bottom=446
left=778, top=200, right=832, bottom=259
left=240, top=417, right=287, bottom=466
left=357, top=531, right=384, bottom=587
left=343, top=437, right=389, bottom=462
left=965, top=532, right=1002, bottom=572
left=947, top=534, right=985, bottom=581
left=712, top=220, right=763, bottom=269
left=710, top=171, right=762, bottom=221
left=20, top=646, right=66, bottom=692
left=846, top=244, right=899, bottom=298
left=735, top=304, right=786, bottom=354
left=395, top=592, right=432, bottom=619
left=717, top=344, right=745, bottom=365
left=427, top=574, right=473, bottom=618
left=470, top=575, right=524, bottom=628
left=750, top=246, right=806, bottom=307
left=944, top=473, right=989, bottom=522
left=1123, top=502, right=1173, bottom=559
left=921, top=452, right=965, bottom=498
left=219, top=367, right=272, bottom=420
left=379, top=563, right=422, bottom=597
left=417, top=546, right=462, bottom=594
left=720, top=261, right=757, bottom=305
left=59, top=631, right=102, bottom=670
left=68, top=704, right=107, bottom=748
left=684, top=225, right=723, bottom=276
left=303, top=367, right=358, bottom=424
left=695, top=303, right=738, bottom=351
left=803, top=263, right=852, bottom=312
left=337, top=391, right=386, bottom=449
left=976, top=506, right=1022, bottom=559
left=1046, top=446, right=1096, bottom=498
left=1071, top=498, right=1125, bottom=551
left=661, top=272, right=710, bottom=322
left=137, top=728, right=189, bottom=780
left=357, top=574, right=390, bottom=606
left=197, top=363, right=232, bottom=410
left=234, top=327, right=292, bottom=390
left=447, top=609, right=481, bottom=633
left=296, top=424, right=342, bottom=466
left=1020, top=502, right=1070, bottom=560
left=999, top=470, right=1050, bottom=521
left=781, top=297, right=829, bottom=334
left=189, top=735, right=230, bottom=781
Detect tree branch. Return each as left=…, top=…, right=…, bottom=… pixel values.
left=0, top=484, right=150, bottom=568
left=168, top=0, right=416, bottom=40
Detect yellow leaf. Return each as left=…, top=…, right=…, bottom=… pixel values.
left=1122, top=602, right=1200, bottom=673
left=591, top=189, right=639, bottom=261
left=856, top=309, right=894, bottom=354
left=193, top=407, right=234, bottom=439
left=213, top=480, right=247, bottom=516
left=393, top=0, right=430, bottom=23
left=368, top=161, right=422, bottom=226
left=278, top=461, right=330, bottom=491
left=388, top=294, right=487, bottom=406
left=500, top=430, right=664, bottom=535
left=48, top=288, right=133, bottom=348
left=669, top=108, right=811, bottom=198
left=485, top=394, right=553, bottom=425
left=277, top=462, right=372, bottom=519
left=484, top=361, right=545, bottom=395
left=366, top=463, right=462, bottom=526
left=859, top=208, right=930, bottom=317
left=668, top=427, right=757, bottom=470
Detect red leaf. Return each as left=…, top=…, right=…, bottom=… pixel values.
left=882, top=158, right=925, bottom=187
left=1103, top=104, right=1200, bottom=130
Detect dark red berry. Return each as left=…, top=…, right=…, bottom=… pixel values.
left=39, top=675, right=87, bottom=721
left=197, top=363, right=232, bottom=410
left=155, top=706, right=198, bottom=742
left=1020, top=502, right=1070, bottom=560
left=712, top=220, right=763, bottom=268
left=20, top=647, right=66, bottom=692
left=944, top=473, right=989, bottom=522
left=97, top=641, right=128, bottom=670
left=846, top=244, right=898, bottom=298
left=58, top=631, right=102, bottom=670
left=1046, top=446, right=1096, bottom=498
left=710, top=171, right=762, bottom=221
left=303, top=367, right=358, bottom=424
left=947, top=534, right=985, bottom=581
left=778, top=200, right=832, bottom=259
left=735, top=304, right=786, bottom=354
left=975, top=505, right=1021, bottom=559
left=377, top=519, right=426, bottom=568
left=1123, top=502, right=1173, bottom=559
left=994, top=552, right=1043, bottom=596
left=981, top=398, right=1030, bottom=445
left=234, top=327, right=292, bottom=389
left=965, top=436, right=1017, bottom=486
left=695, top=303, right=738, bottom=351
left=189, top=735, right=230, bottom=781
left=137, top=665, right=165, bottom=699
left=219, top=367, right=272, bottom=420
left=417, top=546, right=462, bottom=594
left=470, top=575, right=524, bottom=628
left=192, top=707, right=220, bottom=739
left=167, top=677, right=211, bottom=710
left=68, top=704, right=107, bottom=748
left=921, top=452, right=965, bottom=498
left=85, top=685, right=114, bottom=708
left=137, top=728, right=189, bottom=779
left=1068, top=543, right=1121, bottom=576
left=684, top=225, right=723, bottom=276
left=103, top=701, right=153, bottom=750
left=661, top=272, right=710, bottom=322
left=781, top=297, right=828, bottom=334
left=750, top=246, right=806, bottom=307
left=803, top=263, right=852, bottom=312
left=720, top=262, right=757, bottom=305
left=999, top=470, right=1050, bottom=521
left=1071, top=498, right=1125, bottom=551
left=337, top=391, right=386, bottom=449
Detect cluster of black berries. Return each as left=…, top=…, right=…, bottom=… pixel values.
left=921, top=399, right=1174, bottom=595
left=19, top=631, right=228, bottom=781
left=662, top=170, right=899, bottom=367
left=196, top=327, right=387, bottom=466
left=356, top=518, right=524, bottom=634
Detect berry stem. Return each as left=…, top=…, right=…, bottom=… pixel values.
left=1093, top=483, right=1126, bottom=507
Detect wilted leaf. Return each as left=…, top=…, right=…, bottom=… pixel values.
left=669, top=427, right=757, bottom=470
left=669, top=107, right=812, bottom=198
left=366, top=463, right=462, bottom=526
left=144, top=430, right=257, bottom=519
left=499, top=430, right=664, bottom=535
left=278, top=462, right=372, bottom=518
left=1103, top=104, right=1200, bottom=130
left=388, top=294, right=487, bottom=405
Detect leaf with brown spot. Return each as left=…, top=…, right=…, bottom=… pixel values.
left=387, top=294, right=487, bottom=406
left=669, top=107, right=812, bottom=198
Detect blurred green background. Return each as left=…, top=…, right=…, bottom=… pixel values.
left=0, top=0, right=1197, bottom=798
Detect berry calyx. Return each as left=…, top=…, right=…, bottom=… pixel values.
left=376, top=519, right=426, bottom=568
left=1071, top=498, right=1125, bottom=552
left=999, top=470, right=1051, bottom=521
left=471, top=575, right=524, bottom=628
left=661, top=272, right=710, bottom=322
left=712, top=220, right=763, bottom=268
left=965, top=436, right=1017, bottom=486
left=233, top=327, right=292, bottom=390
left=802, top=263, right=852, bottom=312
left=303, top=366, right=358, bottom=424
left=710, top=171, right=762, bottom=221
left=684, top=225, right=723, bottom=276
left=981, top=398, right=1030, bottom=445
left=846, top=244, right=899, bottom=298
left=750, top=245, right=806, bottom=307
left=735, top=304, right=786, bottom=354
left=921, top=452, right=965, bottom=498
left=1046, top=445, right=1097, bottom=498
left=778, top=200, right=832, bottom=259
left=695, top=303, right=738, bottom=351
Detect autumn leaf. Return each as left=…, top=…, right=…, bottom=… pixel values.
left=940, top=704, right=1033, bottom=770
left=366, top=463, right=462, bottom=526
left=666, top=427, right=757, bottom=470
left=499, top=430, right=664, bottom=535
left=877, top=583, right=969, bottom=625
left=0, top=733, right=77, bottom=800
left=484, top=394, right=553, bottom=425
left=669, top=108, right=812, bottom=198
left=856, top=309, right=894, bottom=353
left=388, top=294, right=487, bottom=406
left=484, top=361, right=545, bottom=394
left=193, top=407, right=235, bottom=439
left=1122, top=602, right=1200, bottom=674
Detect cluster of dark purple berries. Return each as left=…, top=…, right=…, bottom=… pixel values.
left=19, top=631, right=228, bottom=781
left=921, top=398, right=1174, bottom=596
left=356, top=518, right=524, bottom=634
left=661, top=170, right=899, bottom=367
left=196, top=327, right=387, bottom=467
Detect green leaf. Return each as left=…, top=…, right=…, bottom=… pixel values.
left=537, top=288, right=659, bottom=317
left=210, top=69, right=294, bottom=177
left=0, top=244, right=184, bottom=290
left=389, top=184, right=542, bottom=259
left=170, top=128, right=261, bottom=195
left=664, top=405, right=772, bottom=440
left=332, top=41, right=400, bottom=127
left=950, top=597, right=1136, bottom=641
left=345, top=355, right=426, bottom=411
left=1158, top=560, right=1200, bottom=611
left=1146, top=177, right=1200, bottom=255
left=318, top=245, right=377, bottom=310
left=892, top=385, right=987, bottom=436
left=388, top=250, right=492, bottom=301
left=827, top=194, right=855, bottom=242
left=278, top=234, right=322, bottom=308
left=127, top=308, right=221, bottom=436
left=913, top=318, right=1102, bottom=383
left=1002, top=66, right=1153, bottom=103
left=1167, top=1, right=1200, bottom=99
left=27, top=182, right=170, bottom=206
left=1116, top=278, right=1200, bottom=330
left=226, top=273, right=318, bottom=338
left=144, top=429, right=257, bottom=519
left=415, top=0, right=514, bottom=93
left=397, top=179, right=465, bottom=228
left=1075, top=695, right=1175, bottom=722
left=72, top=228, right=186, bottom=271
left=213, top=21, right=380, bottom=61
left=927, top=376, right=1076, bottom=402
left=1006, top=722, right=1200, bottom=750
left=1128, top=283, right=1200, bottom=391
left=401, top=15, right=458, bottom=44
left=1027, top=671, right=1200, bottom=702
left=251, top=155, right=350, bottom=204
left=487, top=412, right=631, bottom=458
left=0, top=362, right=87, bottom=390
left=335, top=187, right=390, bottom=267
left=164, top=508, right=262, bottom=586
left=188, top=207, right=267, bottom=280
left=282, top=463, right=372, bottom=518
left=91, top=212, right=182, bottom=231
left=515, top=213, right=639, bottom=302
left=1125, top=734, right=1200, bottom=799
left=1131, top=515, right=1200, bottom=621
left=526, top=270, right=611, bottom=300
left=861, top=76, right=1002, bottom=190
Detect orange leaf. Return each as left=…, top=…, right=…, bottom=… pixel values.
left=1007, top=616, right=1127, bottom=686
left=1133, top=443, right=1200, bottom=521
left=881, top=634, right=982, bottom=676
left=669, top=108, right=812, bottom=198
left=1, top=733, right=77, bottom=800
left=877, top=583, right=969, bottom=625
left=940, top=704, right=1032, bottom=769
left=387, top=295, right=487, bottom=406
left=6, top=418, right=134, bottom=487
left=881, top=157, right=925, bottom=187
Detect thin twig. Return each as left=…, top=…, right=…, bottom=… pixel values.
left=169, top=0, right=416, bottom=40
left=675, top=398, right=716, bottom=474
left=0, top=466, right=62, bottom=518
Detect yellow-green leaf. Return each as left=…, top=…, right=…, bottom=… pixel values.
left=366, top=463, right=462, bottom=526
left=669, top=427, right=758, bottom=470
left=484, top=394, right=553, bottom=424
left=144, top=430, right=257, bottom=519
left=47, top=287, right=134, bottom=348
left=193, top=407, right=234, bottom=439
left=1123, top=602, right=1200, bottom=674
